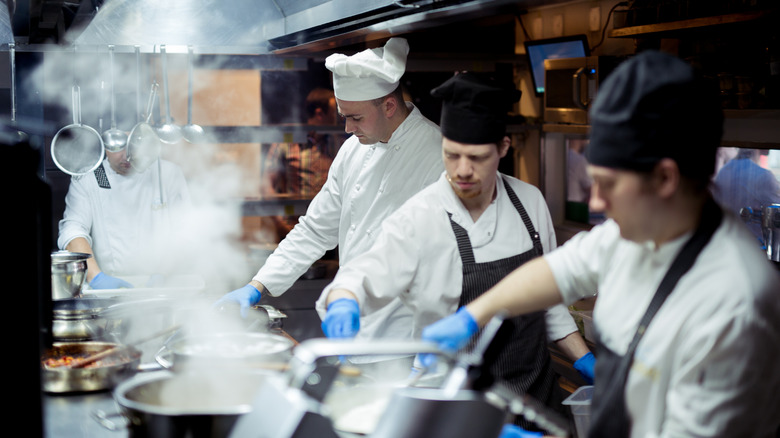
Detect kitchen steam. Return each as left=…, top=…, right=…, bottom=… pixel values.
left=29, top=42, right=288, bottom=335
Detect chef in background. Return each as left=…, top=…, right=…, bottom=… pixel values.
left=215, top=38, right=444, bottom=346
left=58, top=147, right=190, bottom=289
left=317, top=72, right=593, bottom=429
left=423, top=51, right=780, bottom=437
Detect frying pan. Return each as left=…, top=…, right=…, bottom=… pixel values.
left=51, top=85, right=105, bottom=176
left=126, top=82, right=161, bottom=172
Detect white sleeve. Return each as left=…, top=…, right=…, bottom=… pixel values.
left=57, top=178, right=93, bottom=249
left=544, top=221, right=617, bottom=305
left=255, top=154, right=345, bottom=295
left=315, top=207, right=420, bottom=319
left=544, top=303, right=578, bottom=342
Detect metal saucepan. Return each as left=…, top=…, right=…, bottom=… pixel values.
left=51, top=85, right=105, bottom=176
left=42, top=341, right=141, bottom=393
left=51, top=250, right=91, bottom=300
left=126, top=82, right=161, bottom=172
left=155, top=332, right=294, bottom=373
left=94, top=370, right=274, bottom=438
left=52, top=297, right=122, bottom=342
left=102, top=45, right=128, bottom=152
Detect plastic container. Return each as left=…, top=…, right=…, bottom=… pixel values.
left=562, top=385, right=593, bottom=438
left=569, top=310, right=595, bottom=343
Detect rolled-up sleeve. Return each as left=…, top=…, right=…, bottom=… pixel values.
left=57, top=178, right=93, bottom=250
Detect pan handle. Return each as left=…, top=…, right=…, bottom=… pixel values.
left=72, top=85, right=81, bottom=125
left=144, top=82, right=159, bottom=124
left=91, top=408, right=130, bottom=431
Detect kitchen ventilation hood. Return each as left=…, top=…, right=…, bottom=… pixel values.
left=5, top=0, right=572, bottom=54
left=63, top=0, right=557, bottom=54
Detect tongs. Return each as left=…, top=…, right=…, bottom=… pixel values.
left=67, top=325, right=181, bottom=369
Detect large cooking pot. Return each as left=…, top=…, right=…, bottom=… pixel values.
left=42, top=341, right=141, bottom=393
left=95, top=370, right=272, bottom=438
left=370, top=387, right=507, bottom=438
left=155, top=332, right=294, bottom=372
left=51, top=250, right=91, bottom=300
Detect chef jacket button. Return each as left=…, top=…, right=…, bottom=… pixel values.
left=367, top=229, right=372, bottom=235
left=355, top=184, right=361, bottom=191
left=394, top=146, right=400, bottom=151
left=351, top=224, right=356, bottom=230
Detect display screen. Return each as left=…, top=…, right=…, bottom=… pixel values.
left=525, top=35, right=589, bottom=96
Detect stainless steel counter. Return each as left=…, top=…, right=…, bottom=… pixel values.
left=45, top=390, right=126, bottom=438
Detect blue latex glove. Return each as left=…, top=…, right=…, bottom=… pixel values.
left=321, top=298, right=360, bottom=339
left=573, top=351, right=596, bottom=384
left=89, top=272, right=134, bottom=290
left=499, top=424, right=543, bottom=438
left=213, top=284, right=262, bottom=318
left=419, top=307, right=479, bottom=367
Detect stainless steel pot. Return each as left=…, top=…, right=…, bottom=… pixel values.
left=155, top=332, right=294, bottom=372
left=95, top=370, right=272, bottom=438
left=42, top=341, right=141, bottom=393
left=52, top=297, right=122, bottom=341
left=51, top=251, right=91, bottom=300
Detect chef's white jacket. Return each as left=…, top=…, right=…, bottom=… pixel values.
left=546, top=211, right=780, bottom=437
left=315, top=173, right=578, bottom=343
left=255, top=103, right=444, bottom=341
left=58, top=159, right=191, bottom=277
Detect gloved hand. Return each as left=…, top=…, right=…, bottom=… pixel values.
left=321, top=298, right=360, bottom=338
left=89, top=272, right=134, bottom=290
left=419, top=307, right=479, bottom=368
left=213, top=284, right=262, bottom=318
left=573, top=351, right=595, bottom=384
left=499, top=424, right=543, bottom=438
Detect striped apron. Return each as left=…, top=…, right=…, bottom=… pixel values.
left=448, top=177, right=561, bottom=430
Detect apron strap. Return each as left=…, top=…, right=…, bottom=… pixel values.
left=447, top=176, right=543, bottom=265
left=626, top=198, right=722, bottom=357
left=590, top=198, right=723, bottom=438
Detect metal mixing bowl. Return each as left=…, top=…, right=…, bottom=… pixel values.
left=51, top=251, right=92, bottom=300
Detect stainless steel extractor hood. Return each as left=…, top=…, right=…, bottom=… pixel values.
left=12, top=0, right=570, bottom=54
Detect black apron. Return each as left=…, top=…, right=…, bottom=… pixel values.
left=448, top=177, right=561, bottom=430
left=588, top=199, right=723, bottom=438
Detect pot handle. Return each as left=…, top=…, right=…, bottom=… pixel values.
left=91, top=408, right=129, bottom=431
left=154, top=344, right=174, bottom=369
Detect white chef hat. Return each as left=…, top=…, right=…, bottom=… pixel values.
left=325, top=38, right=409, bottom=101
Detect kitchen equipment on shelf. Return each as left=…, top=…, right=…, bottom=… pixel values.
left=740, top=204, right=780, bottom=261
left=94, top=369, right=275, bottom=437
left=182, top=45, right=205, bottom=143
left=42, top=341, right=141, bottom=393
left=156, top=45, right=182, bottom=144
left=51, top=250, right=91, bottom=300
left=8, top=43, right=28, bottom=143
left=50, top=85, right=105, bottom=176
left=228, top=339, right=448, bottom=438
left=102, top=45, right=128, bottom=152
left=126, top=82, right=161, bottom=172
left=154, top=331, right=294, bottom=373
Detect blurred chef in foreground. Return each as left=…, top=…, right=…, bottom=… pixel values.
left=215, top=38, right=444, bottom=345
left=58, top=147, right=191, bottom=289
left=423, top=51, right=780, bottom=437
left=317, top=72, right=593, bottom=429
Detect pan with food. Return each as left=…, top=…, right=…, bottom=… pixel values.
left=42, top=341, right=141, bottom=393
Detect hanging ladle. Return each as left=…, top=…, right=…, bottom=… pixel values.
left=182, top=46, right=205, bottom=143
left=9, top=43, right=29, bottom=143
left=102, top=45, right=128, bottom=152
left=156, top=45, right=182, bottom=144
left=126, top=82, right=161, bottom=173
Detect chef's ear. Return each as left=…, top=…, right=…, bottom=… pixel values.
left=498, top=136, right=511, bottom=158
left=652, top=158, right=680, bottom=199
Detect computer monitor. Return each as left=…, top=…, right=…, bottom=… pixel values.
left=524, top=35, right=590, bottom=96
